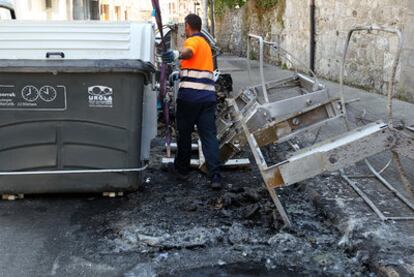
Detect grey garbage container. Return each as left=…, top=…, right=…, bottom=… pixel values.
left=0, top=21, right=156, bottom=195
left=0, top=59, right=154, bottom=194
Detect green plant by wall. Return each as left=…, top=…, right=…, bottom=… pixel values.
left=255, top=0, right=279, bottom=9
left=254, top=0, right=285, bottom=26
left=215, top=0, right=283, bottom=16
left=215, top=0, right=247, bottom=16
left=276, top=0, right=285, bottom=26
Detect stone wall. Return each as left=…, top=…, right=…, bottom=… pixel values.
left=215, top=0, right=285, bottom=59
left=400, top=1, right=414, bottom=101
left=315, top=0, right=409, bottom=98
left=215, top=0, right=414, bottom=101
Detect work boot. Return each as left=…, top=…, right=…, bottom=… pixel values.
left=167, top=163, right=189, bottom=182
left=210, top=174, right=222, bottom=190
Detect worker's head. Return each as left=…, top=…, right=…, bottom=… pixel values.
left=184, top=14, right=202, bottom=37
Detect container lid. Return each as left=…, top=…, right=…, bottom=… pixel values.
left=0, top=59, right=155, bottom=84
left=0, top=0, right=14, bottom=10
left=0, top=21, right=154, bottom=62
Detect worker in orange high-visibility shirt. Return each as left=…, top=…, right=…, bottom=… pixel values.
left=163, top=14, right=221, bottom=189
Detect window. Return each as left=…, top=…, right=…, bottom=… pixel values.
left=90, top=0, right=100, bottom=20
left=115, top=6, right=121, bottom=21
left=100, top=4, right=110, bottom=21
left=45, top=0, right=52, bottom=9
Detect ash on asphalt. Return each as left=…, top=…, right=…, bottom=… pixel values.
left=0, top=136, right=374, bottom=276
left=165, top=263, right=299, bottom=277
left=66, top=137, right=370, bottom=276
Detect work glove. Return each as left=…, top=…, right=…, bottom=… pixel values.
left=169, top=71, right=180, bottom=85
left=162, top=49, right=179, bottom=64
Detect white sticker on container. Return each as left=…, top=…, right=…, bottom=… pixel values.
left=88, top=85, right=113, bottom=108
left=0, top=84, right=66, bottom=111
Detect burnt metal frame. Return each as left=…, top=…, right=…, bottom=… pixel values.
left=230, top=28, right=414, bottom=226
left=212, top=43, right=343, bottom=172
left=339, top=25, right=414, bottom=221
left=217, top=35, right=347, bottom=226
left=246, top=34, right=322, bottom=103
left=242, top=26, right=414, bottom=224
left=161, top=142, right=251, bottom=170
left=216, top=79, right=342, bottom=156
left=229, top=97, right=292, bottom=226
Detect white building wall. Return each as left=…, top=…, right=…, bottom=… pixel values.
left=14, top=0, right=71, bottom=20
left=160, top=0, right=204, bottom=24
left=12, top=0, right=148, bottom=21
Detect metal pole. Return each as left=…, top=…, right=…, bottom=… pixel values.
left=202, top=0, right=209, bottom=31
left=341, top=171, right=388, bottom=221
left=210, top=0, right=215, bottom=37
left=310, top=0, right=316, bottom=72
left=365, top=159, right=414, bottom=210
left=248, top=34, right=269, bottom=103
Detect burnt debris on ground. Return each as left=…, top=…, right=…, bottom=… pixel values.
left=68, top=138, right=382, bottom=276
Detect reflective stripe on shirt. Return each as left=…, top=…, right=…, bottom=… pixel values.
left=179, top=68, right=215, bottom=92
left=178, top=68, right=216, bottom=103
left=179, top=81, right=215, bottom=92
left=180, top=69, right=214, bottom=79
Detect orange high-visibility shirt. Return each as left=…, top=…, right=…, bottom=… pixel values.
left=180, top=35, right=214, bottom=73
left=178, top=34, right=216, bottom=102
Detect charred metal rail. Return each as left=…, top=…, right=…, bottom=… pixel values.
left=163, top=141, right=250, bottom=170
left=247, top=34, right=269, bottom=103
left=247, top=33, right=322, bottom=97
left=350, top=129, right=414, bottom=221
left=339, top=25, right=404, bottom=126
left=229, top=97, right=292, bottom=226
left=265, top=122, right=392, bottom=187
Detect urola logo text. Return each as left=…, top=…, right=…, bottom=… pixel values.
left=88, top=85, right=113, bottom=108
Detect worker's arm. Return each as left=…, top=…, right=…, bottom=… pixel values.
left=180, top=38, right=197, bottom=60
left=162, top=48, right=191, bottom=63
left=162, top=38, right=196, bottom=63
left=179, top=48, right=193, bottom=60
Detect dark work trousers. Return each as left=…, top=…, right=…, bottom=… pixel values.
left=174, top=99, right=221, bottom=178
